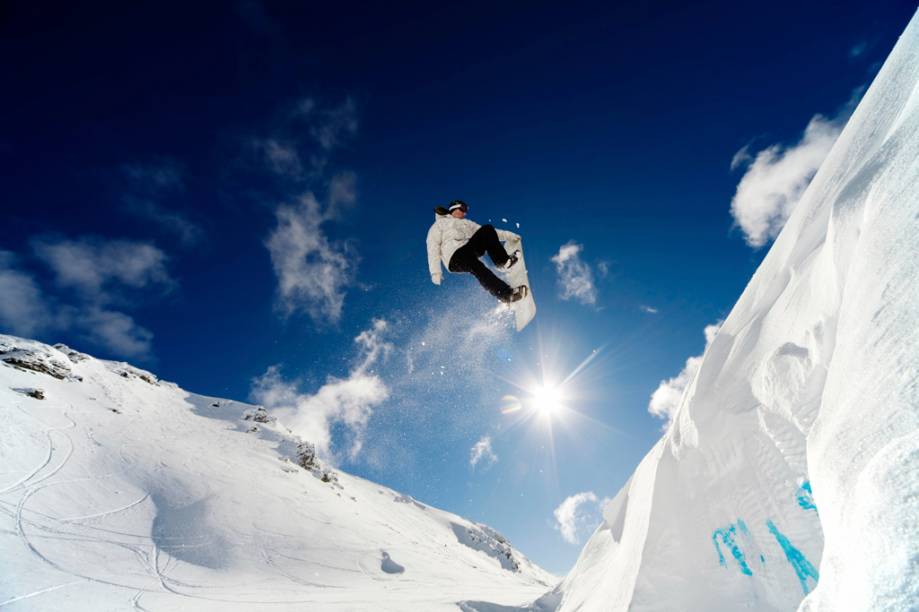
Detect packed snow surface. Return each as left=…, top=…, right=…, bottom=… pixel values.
left=542, top=10, right=919, bottom=612
left=0, top=337, right=555, bottom=611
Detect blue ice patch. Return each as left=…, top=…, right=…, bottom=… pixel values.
left=796, top=480, right=817, bottom=512
left=766, top=519, right=819, bottom=594
left=712, top=522, right=753, bottom=576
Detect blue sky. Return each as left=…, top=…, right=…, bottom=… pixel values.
left=1, top=1, right=914, bottom=574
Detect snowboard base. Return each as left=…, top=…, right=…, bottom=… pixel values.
left=502, top=237, right=536, bottom=331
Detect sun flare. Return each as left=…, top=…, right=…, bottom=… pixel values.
left=530, top=383, right=563, bottom=416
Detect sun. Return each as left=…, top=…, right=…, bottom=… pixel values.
left=530, top=383, right=563, bottom=416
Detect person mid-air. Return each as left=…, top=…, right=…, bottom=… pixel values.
left=426, top=199, right=529, bottom=303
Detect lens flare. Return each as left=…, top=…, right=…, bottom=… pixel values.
left=500, top=394, right=523, bottom=414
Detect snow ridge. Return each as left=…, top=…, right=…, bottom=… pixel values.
left=541, top=10, right=919, bottom=612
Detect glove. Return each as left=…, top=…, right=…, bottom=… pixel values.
left=431, top=272, right=442, bottom=286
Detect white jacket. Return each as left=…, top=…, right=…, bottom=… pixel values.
left=426, top=214, right=518, bottom=282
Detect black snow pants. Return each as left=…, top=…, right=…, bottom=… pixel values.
left=448, top=225, right=513, bottom=301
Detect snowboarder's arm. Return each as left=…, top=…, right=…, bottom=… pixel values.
left=469, top=219, right=518, bottom=243
left=426, top=224, right=443, bottom=284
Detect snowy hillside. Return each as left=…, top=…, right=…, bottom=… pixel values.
left=0, top=336, right=555, bottom=610
left=539, top=10, right=919, bottom=612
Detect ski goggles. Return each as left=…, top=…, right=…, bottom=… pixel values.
left=448, top=200, right=468, bottom=213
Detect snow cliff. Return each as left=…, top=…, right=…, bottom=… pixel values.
left=546, top=10, right=919, bottom=612
left=0, top=336, right=554, bottom=610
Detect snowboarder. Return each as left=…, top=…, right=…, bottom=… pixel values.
left=426, top=200, right=529, bottom=303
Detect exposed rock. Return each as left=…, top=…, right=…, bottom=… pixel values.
left=451, top=523, right=521, bottom=572
left=13, top=387, right=44, bottom=400
left=108, top=363, right=158, bottom=385
left=0, top=341, right=73, bottom=380
left=296, top=441, right=318, bottom=470
left=243, top=406, right=271, bottom=423
left=53, top=343, right=90, bottom=363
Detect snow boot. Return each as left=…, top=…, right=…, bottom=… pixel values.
left=508, top=285, right=528, bottom=303
left=502, top=250, right=520, bottom=271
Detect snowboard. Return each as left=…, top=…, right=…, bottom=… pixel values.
left=502, top=236, right=536, bottom=331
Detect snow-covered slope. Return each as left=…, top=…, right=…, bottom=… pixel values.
left=0, top=336, right=555, bottom=610
left=543, top=11, right=919, bottom=612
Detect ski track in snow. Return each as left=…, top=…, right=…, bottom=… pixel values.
left=57, top=492, right=150, bottom=523
left=0, top=580, right=85, bottom=607
left=0, top=410, right=75, bottom=496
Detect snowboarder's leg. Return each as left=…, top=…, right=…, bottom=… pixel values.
left=467, top=259, right=514, bottom=301
left=450, top=246, right=513, bottom=301
left=466, top=225, right=511, bottom=267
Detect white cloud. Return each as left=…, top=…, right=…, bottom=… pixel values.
left=124, top=197, right=202, bottom=246
left=265, top=193, right=356, bottom=325
left=326, top=171, right=358, bottom=219
left=640, top=305, right=659, bottom=314
left=311, top=98, right=358, bottom=151
left=81, top=307, right=154, bottom=359
left=249, top=99, right=362, bottom=326
left=32, top=238, right=173, bottom=301
left=122, top=161, right=184, bottom=191
left=730, top=114, right=843, bottom=248
left=0, top=245, right=162, bottom=359
left=470, top=436, right=497, bottom=469
left=250, top=99, right=364, bottom=327
left=251, top=319, right=391, bottom=460
left=252, top=138, right=305, bottom=180
left=554, top=491, right=604, bottom=545
left=596, top=260, right=610, bottom=279
left=122, top=162, right=202, bottom=246
left=730, top=145, right=753, bottom=171
left=551, top=241, right=598, bottom=305
left=353, top=318, right=391, bottom=372
left=251, top=97, right=358, bottom=181
left=648, top=322, right=722, bottom=426
left=293, top=98, right=316, bottom=117
left=0, top=251, right=50, bottom=336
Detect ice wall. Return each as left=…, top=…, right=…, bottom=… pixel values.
left=552, top=10, right=918, bottom=612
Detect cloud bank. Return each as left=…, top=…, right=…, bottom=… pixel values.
left=0, top=238, right=173, bottom=359
left=32, top=237, right=173, bottom=300
left=0, top=251, right=50, bottom=337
